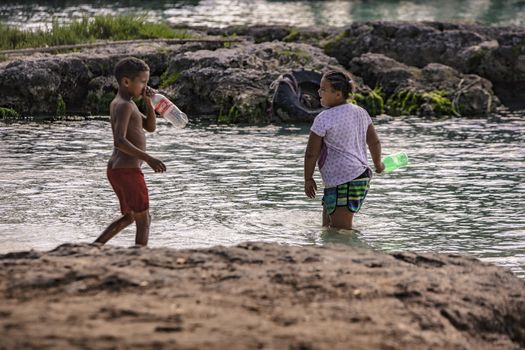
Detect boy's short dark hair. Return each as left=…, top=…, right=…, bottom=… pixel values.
left=114, top=57, right=150, bottom=84
left=323, top=70, right=354, bottom=99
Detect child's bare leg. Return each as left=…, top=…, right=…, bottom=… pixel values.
left=94, top=212, right=135, bottom=244
left=134, top=209, right=150, bottom=246
left=329, top=207, right=354, bottom=230
left=322, top=207, right=330, bottom=227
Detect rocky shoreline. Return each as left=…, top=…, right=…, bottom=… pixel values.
left=1, top=242, right=524, bottom=349
left=1, top=21, right=524, bottom=123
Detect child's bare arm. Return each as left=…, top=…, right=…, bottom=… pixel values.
left=141, top=86, right=156, bottom=132
left=366, top=124, right=384, bottom=173
left=113, top=102, right=166, bottom=172
left=304, top=132, right=322, bottom=198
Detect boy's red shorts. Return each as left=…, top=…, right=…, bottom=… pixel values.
left=107, top=167, right=149, bottom=214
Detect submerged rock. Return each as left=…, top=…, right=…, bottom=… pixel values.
left=0, top=242, right=523, bottom=349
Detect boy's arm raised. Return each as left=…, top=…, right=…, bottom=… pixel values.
left=113, top=102, right=166, bottom=173
left=141, top=86, right=157, bottom=132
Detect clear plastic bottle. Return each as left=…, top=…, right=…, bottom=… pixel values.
left=382, top=152, right=409, bottom=172
left=151, top=93, right=188, bottom=128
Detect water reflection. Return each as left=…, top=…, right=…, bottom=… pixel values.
left=0, top=114, right=524, bottom=280
left=1, top=0, right=525, bottom=30
left=318, top=228, right=373, bottom=249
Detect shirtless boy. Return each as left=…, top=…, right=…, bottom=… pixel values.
left=94, top=57, right=166, bottom=246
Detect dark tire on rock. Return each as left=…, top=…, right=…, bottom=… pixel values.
left=271, top=69, right=325, bottom=123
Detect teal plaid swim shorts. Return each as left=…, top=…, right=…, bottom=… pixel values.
left=322, top=170, right=371, bottom=215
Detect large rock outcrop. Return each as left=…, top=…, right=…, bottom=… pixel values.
left=0, top=41, right=342, bottom=122
left=208, top=22, right=525, bottom=110
left=322, top=21, right=525, bottom=108
left=0, top=42, right=221, bottom=117
left=0, top=242, right=524, bottom=349
left=349, top=53, right=498, bottom=117
left=0, top=21, right=521, bottom=121
left=160, top=41, right=339, bottom=123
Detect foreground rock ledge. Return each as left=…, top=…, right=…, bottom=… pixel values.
left=0, top=242, right=524, bottom=349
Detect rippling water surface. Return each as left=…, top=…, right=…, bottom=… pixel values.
left=1, top=0, right=525, bottom=30
left=0, top=114, right=524, bottom=278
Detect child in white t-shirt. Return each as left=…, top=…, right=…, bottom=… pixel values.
left=304, top=70, right=384, bottom=230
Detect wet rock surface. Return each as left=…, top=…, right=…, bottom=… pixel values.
left=0, top=40, right=341, bottom=122
left=1, top=242, right=524, bottom=349
left=161, top=41, right=338, bottom=123
left=321, top=21, right=525, bottom=108
left=210, top=22, right=525, bottom=111
left=0, top=21, right=523, bottom=121
left=0, top=41, right=222, bottom=117
left=349, top=53, right=498, bottom=116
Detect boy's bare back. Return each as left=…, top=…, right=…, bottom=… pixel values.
left=108, top=95, right=147, bottom=169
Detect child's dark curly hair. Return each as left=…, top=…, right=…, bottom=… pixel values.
left=114, top=57, right=150, bottom=84
left=322, top=70, right=353, bottom=99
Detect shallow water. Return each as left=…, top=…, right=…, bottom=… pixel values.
left=0, top=114, right=524, bottom=278
left=1, top=0, right=525, bottom=30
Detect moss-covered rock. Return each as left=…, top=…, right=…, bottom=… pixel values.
left=421, top=90, right=459, bottom=116
left=274, top=47, right=312, bottom=65
left=162, top=41, right=340, bottom=123
left=314, top=22, right=525, bottom=108
left=85, top=91, right=113, bottom=115
left=350, top=86, right=385, bottom=116
left=350, top=53, right=498, bottom=117
left=385, top=89, right=458, bottom=117
left=85, top=76, right=118, bottom=115
left=218, top=105, right=240, bottom=124
left=56, top=95, right=66, bottom=116
left=2, top=21, right=518, bottom=122
left=159, top=70, right=181, bottom=89
left=0, top=107, right=19, bottom=119
left=282, top=28, right=300, bottom=43
left=323, top=30, right=353, bottom=56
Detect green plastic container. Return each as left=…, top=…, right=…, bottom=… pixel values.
left=382, top=152, right=409, bottom=172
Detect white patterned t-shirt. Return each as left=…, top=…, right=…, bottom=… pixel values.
left=310, top=103, right=372, bottom=187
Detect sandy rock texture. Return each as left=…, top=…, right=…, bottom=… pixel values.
left=0, top=242, right=524, bottom=350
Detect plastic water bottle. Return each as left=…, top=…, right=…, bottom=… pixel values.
left=151, top=93, right=188, bottom=128
left=382, top=152, right=409, bottom=172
